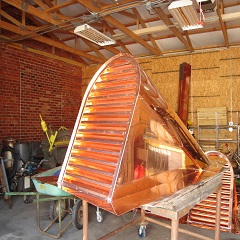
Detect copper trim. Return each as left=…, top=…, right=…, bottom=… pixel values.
left=57, top=53, right=227, bottom=215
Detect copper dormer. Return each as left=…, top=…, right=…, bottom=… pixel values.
left=57, top=53, right=226, bottom=215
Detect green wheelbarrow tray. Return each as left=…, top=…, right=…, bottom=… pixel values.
left=32, top=166, right=71, bottom=197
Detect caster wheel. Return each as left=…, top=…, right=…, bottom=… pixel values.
left=24, top=198, right=33, bottom=204
left=138, top=225, right=146, bottom=238
left=72, top=199, right=83, bottom=230
left=96, top=211, right=103, bottom=223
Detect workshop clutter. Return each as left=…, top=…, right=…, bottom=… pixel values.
left=1, top=138, right=44, bottom=192
left=40, top=115, right=71, bottom=168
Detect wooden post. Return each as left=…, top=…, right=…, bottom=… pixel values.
left=83, top=200, right=88, bottom=240
left=171, top=219, right=179, bottom=240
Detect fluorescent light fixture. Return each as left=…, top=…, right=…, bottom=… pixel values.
left=74, top=24, right=116, bottom=46
left=168, top=0, right=203, bottom=31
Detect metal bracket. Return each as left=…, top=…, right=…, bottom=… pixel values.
left=21, top=1, right=28, bottom=11
left=52, top=14, right=59, bottom=21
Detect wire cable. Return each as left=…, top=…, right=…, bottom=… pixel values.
left=0, top=0, right=171, bottom=43
left=229, top=49, right=233, bottom=123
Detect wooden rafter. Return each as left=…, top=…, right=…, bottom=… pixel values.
left=104, top=15, right=160, bottom=55
left=103, top=20, right=131, bottom=54
left=2, top=0, right=99, bottom=63
left=216, top=0, right=229, bottom=48
left=0, top=20, right=103, bottom=64
left=3, top=0, right=58, bottom=25
left=118, top=10, right=136, bottom=20
left=9, top=42, right=85, bottom=66
left=153, top=6, right=194, bottom=52
left=45, top=0, right=77, bottom=13
left=1, top=0, right=240, bottom=63
left=132, top=7, right=162, bottom=56
left=1, top=10, right=22, bottom=27
left=184, top=31, right=193, bottom=50
left=81, top=38, right=107, bottom=62
left=76, top=0, right=160, bottom=55
left=32, top=0, right=48, bottom=11
left=112, top=25, right=169, bottom=40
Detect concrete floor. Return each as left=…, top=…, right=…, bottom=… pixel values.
left=0, top=195, right=239, bottom=240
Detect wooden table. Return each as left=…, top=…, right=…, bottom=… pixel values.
left=82, top=171, right=223, bottom=240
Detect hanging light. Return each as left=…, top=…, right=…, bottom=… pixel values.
left=74, top=24, right=116, bottom=46
left=168, top=0, right=203, bottom=31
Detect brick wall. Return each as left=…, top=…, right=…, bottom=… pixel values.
left=0, top=43, right=82, bottom=142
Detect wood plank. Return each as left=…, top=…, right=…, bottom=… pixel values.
left=142, top=172, right=223, bottom=218
left=197, top=107, right=227, bottom=126
left=76, top=0, right=160, bottom=56
left=0, top=20, right=103, bottom=64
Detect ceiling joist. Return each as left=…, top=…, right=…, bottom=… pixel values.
left=0, top=0, right=239, bottom=65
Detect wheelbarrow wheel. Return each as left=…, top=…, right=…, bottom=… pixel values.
left=49, top=199, right=67, bottom=222
left=72, top=199, right=83, bottom=230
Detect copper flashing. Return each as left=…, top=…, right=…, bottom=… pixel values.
left=57, top=53, right=226, bottom=215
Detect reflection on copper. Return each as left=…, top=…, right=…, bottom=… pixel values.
left=187, top=151, right=235, bottom=232
left=57, top=53, right=227, bottom=216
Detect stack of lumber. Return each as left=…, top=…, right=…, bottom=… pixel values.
left=197, top=107, right=227, bottom=126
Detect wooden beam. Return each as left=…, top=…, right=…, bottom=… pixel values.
left=8, top=42, right=85, bottom=66
left=97, top=0, right=147, bottom=13
left=1, top=10, right=22, bottom=27
left=32, top=0, right=48, bottom=10
left=45, top=0, right=77, bottom=13
left=104, top=45, right=120, bottom=55
left=112, top=25, right=169, bottom=40
left=154, top=7, right=194, bottom=52
left=81, top=38, right=108, bottom=61
left=132, top=8, right=162, bottom=56
left=112, top=11, right=240, bottom=40
left=3, top=0, right=59, bottom=25
left=2, top=0, right=99, bottom=63
left=112, top=10, right=240, bottom=41
left=3, top=0, right=72, bottom=36
left=216, top=0, right=229, bottom=48
left=33, top=0, right=73, bottom=20
left=76, top=0, right=160, bottom=55
left=0, top=20, right=104, bottom=63
left=41, top=0, right=53, bottom=8
left=22, top=6, right=26, bottom=27
left=105, top=15, right=160, bottom=55
left=221, top=11, right=240, bottom=22
left=103, top=21, right=131, bottom=54
left=118, top=10, right=136, bottom=20
left=184, top=31, right=194, bottom=53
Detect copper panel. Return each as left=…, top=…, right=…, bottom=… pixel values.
left=57, top=53, right=227, bottom=215
left=178, top=62, right=191, bottom=126
left=187, top=151, right=235, bottom=232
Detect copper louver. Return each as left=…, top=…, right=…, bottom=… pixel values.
left=57, top=53, right=226, bottom=215
left=187, top=154, right=235, bottom=232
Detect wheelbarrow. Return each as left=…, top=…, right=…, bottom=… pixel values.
left=31, top=166, right=103, bottom=238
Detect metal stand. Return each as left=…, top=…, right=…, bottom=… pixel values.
left=5, top=192, right=74, bottom=239
left=82, top=171, right=223, bottom=240
left=0, top=157, right=12, bottom=208
left=34, top=194, right=73, bottom=239
left=139, top=184, right=222, bottom=240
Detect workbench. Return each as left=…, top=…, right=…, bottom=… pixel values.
left=82, top=170, right=224, bottom=240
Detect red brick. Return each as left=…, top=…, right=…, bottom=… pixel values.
left=0, top=43, right=82, bottom=142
